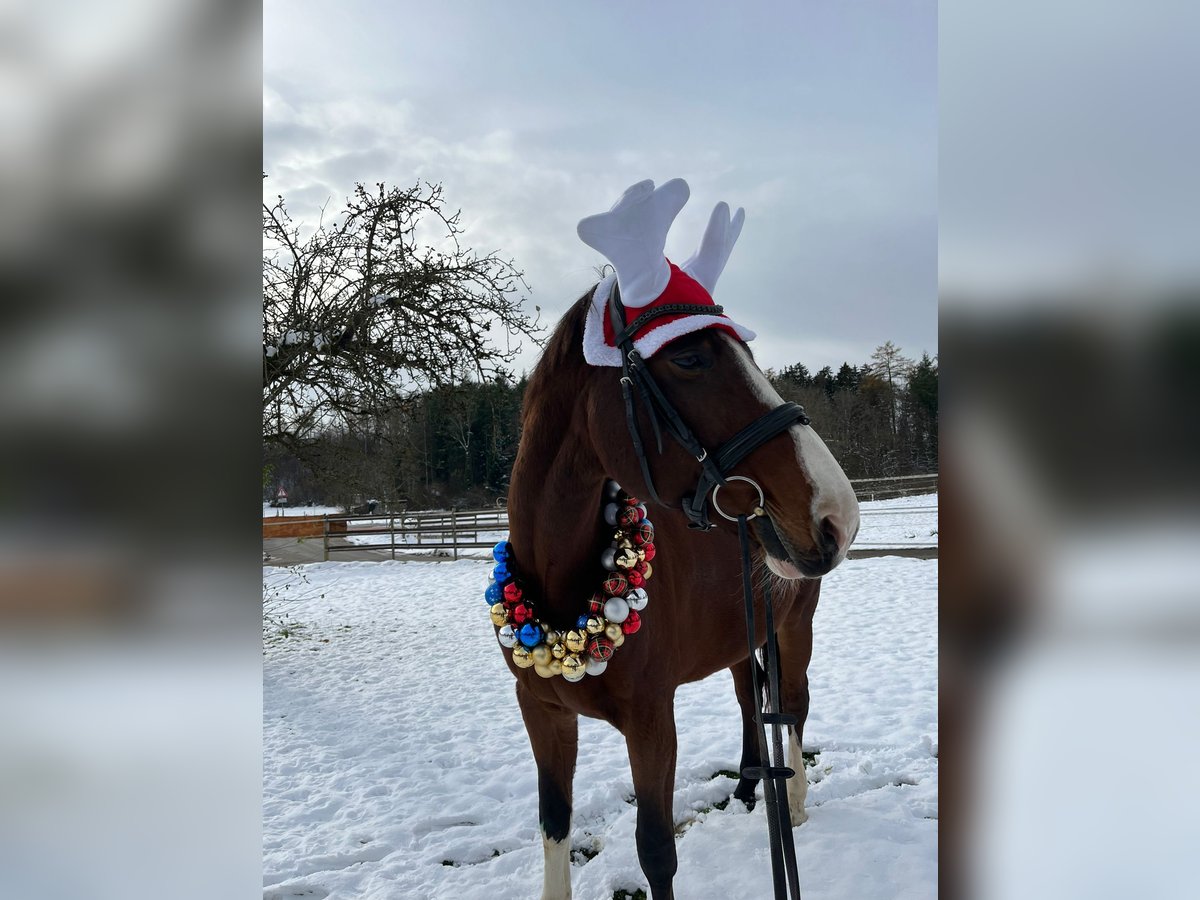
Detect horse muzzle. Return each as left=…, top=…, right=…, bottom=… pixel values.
left=754, top=513, right=848, bottom=579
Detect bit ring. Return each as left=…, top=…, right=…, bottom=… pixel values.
left=711, top=475, right=766, bottom=522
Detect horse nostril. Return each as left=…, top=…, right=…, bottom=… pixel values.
left=819, top=515, right=844, bottom=558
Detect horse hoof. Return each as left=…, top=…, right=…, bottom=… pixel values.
left=740, top=798, right=757, bottom=812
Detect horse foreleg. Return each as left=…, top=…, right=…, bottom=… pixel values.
left=516, top=682, right=579, bottom=900
left=777, top=585, right=819, bottom=825
left=730, top=657, right=764, bottom=809
left=623, top=699, right=679, bottom=900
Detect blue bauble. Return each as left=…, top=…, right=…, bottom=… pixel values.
left=518, top=623, right=542, bottom=648
left=576, top=614, right=589, bottom=629
left=492, top=540, right=509, bottom=563
left=485, top=582, right=503, bottom=604
left=492, top=562, right=509, bottom=582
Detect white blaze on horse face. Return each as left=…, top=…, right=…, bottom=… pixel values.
left=723, top=336, right=860, bottom=564
left=540, top=834, right=572, bottom=900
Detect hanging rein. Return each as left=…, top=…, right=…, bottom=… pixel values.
left=607, top=284, right=807, bottom=900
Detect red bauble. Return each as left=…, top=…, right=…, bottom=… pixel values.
left=617, top=506, right=639, bottom=527
left=625, top=496, right=639, bottom=507
left=622, top=610, right=642, bottom=634
left=503, top=582, right=523, bottom=602
left=634, top=522, right=654, bottom=545
left=634, top=560, right=648, bottom=575
left=602, top=572, right=628, bottom=596
left=626, top=571, right=645, bottom=588
left=588, top=595, right=605, bottom=616
left=636, top=506, right=646, bottom=521
left=511, top=603, right=531, bottom=624
left=587, top=635, right=615, bottom=661
left=643, top=542, right=656, bottom=561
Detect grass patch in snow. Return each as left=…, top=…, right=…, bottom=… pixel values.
left=613, top=890, right=647, bottom=900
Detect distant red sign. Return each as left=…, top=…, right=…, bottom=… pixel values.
left=276, top=486, right=288, bottom=499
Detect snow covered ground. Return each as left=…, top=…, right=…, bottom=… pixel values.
left=854, top=492, right=938, bottom=549
left=264, top=504, right=345, bottom=518
left=263, top=548, right=937, bottom=898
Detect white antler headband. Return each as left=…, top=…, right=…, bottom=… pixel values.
left=680, top=201, right=745, bottom=296
left=577, top=178, right=755, bottom=366
left=576, top=178, right=691, bottom=309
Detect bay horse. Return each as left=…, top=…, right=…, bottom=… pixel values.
left=494, top=181, right=859, bottom=899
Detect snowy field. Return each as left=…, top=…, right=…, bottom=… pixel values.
left=263, top=546, right=937, bottom=898
left=264, top=504, right=345, bottom=518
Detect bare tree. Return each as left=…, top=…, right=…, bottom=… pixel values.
left=262, top=180, right=542, bottom=446
left=869, top=341, right=914, bottom=437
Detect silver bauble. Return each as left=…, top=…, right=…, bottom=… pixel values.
left=603, top=480, right=622, bottom=500
left=600, top=546, right=617, bottom=571
left=626, top=588, right=649, bottom=610
left=603, top=502, right=620, bottom=526
left=602, top=596, right=630, bottom=624
left=585, top=657, right=608, bottom=676
left=497, top=624, right=518, bottom=648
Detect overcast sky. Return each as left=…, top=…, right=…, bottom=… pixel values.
left=264, top=0, right=936, bottom=376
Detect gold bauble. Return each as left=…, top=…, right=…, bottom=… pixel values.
left=604, top=623, right=623, bottom=641
left=617, top=538, right=635, bottom=550
left=616, top=549, right=639, bottom=569
left=641, top=562, right=653, bottom=580
left=548, top=658, right=563, bottom=676
left=561, top=655, right=586, bottom=682
left=530, top=644, right=552, bottom=666
left=544, top=629, right=560, bottom=646
left=551, top=642, right=567, bottom=659
left=585, top=616, right=605, bottom=635
left=489, top=602, right=509, bottom=627
left=565, top=630, right=587, bottom=652
left=637, top=548, right=647, bottom=562
left=534, top=662, right=556, bottom=679
left=511, top=646, right=534, bottom=668
left=612, top=631, right=626, bottom=648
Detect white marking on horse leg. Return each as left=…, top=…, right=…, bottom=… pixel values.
left=786, top=728, right=809, bottom=825
left=540, top=833, right=572, bottom=900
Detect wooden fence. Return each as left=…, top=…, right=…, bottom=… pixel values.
left=317, top=475, right=938, bottom=561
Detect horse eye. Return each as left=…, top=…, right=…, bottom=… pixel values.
left=670, top=353, right=705, bottom=371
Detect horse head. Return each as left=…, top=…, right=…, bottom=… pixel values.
left=578, top=178, right=859, bottom=578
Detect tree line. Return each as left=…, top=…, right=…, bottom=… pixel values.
left=264, top=341, right=936, bottom=510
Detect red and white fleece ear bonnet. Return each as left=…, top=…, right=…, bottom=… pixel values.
left=578, top=178, right=756, bottom=367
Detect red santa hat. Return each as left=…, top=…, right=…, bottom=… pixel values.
left=577, top=178, right=756, bottom=366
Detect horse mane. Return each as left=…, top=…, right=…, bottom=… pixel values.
left=522, top=286, right=596, bottom=426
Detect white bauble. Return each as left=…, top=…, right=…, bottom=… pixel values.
left=603, top=596, right=630, bottom=624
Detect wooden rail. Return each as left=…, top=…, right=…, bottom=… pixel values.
left=318, top=476, right=938, bottom=561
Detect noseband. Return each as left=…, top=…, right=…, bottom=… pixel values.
left=607, top=283, right=810, bottom=529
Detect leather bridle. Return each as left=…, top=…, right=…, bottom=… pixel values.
left=607, top=281, right=808, bottom=899
left=606, top=282, right=811, bottom=530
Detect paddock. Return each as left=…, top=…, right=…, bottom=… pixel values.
left=263, top=515, right=937, bottom=899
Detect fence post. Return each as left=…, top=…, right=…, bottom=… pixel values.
left=390, top=514, right=395, bottom=561
left=451, top=509, right=459, bottom=560
left=322, top=516, right=329, bottom=562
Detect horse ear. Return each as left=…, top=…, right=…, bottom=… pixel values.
left=577, top=178, right=691, bottom=309
left=681, top=202, right=745, bottom=297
